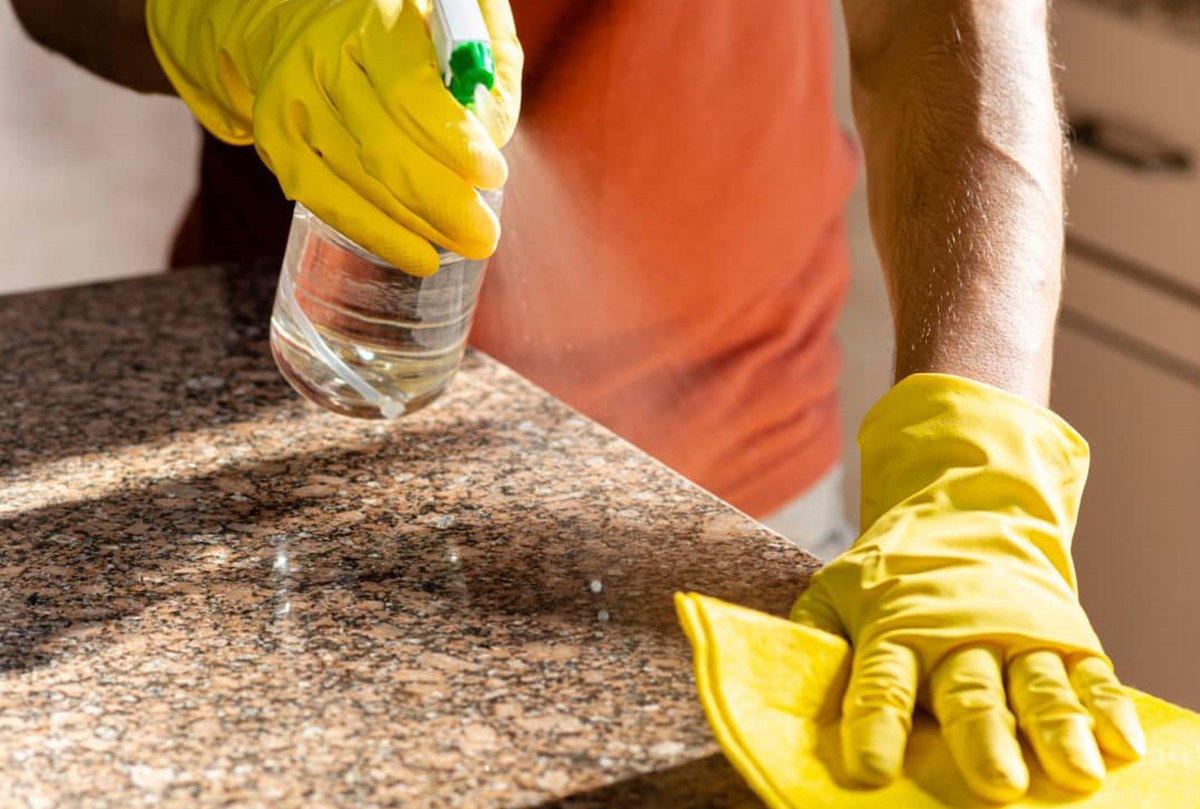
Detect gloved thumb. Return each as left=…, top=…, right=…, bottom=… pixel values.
left=475, top=0, right=523, bottom=147
left=840, top=639, right=919, bottom=787
left=789, top=579, right=843, bottom=639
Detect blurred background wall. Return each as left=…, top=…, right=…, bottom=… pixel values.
left=0, top=2, right=200, bottom=293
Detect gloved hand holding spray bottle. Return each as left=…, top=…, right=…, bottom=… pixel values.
left=147, top=0, right=521, bottom=418
left=271, top=0, right=506, bottom=419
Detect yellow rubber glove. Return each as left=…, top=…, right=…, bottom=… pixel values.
left=676, top=591, right=1199, bottom=809
left=790, top=373, right=1146, bottom=803
left=146, top=0, right=522, bottom=275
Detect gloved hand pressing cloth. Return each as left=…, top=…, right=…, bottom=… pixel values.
left=678, top=374, right=1200, bottom=807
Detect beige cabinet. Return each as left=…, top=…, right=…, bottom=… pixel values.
left=1053, top=1, right=1200, bottom=709
left=1053, top=321, right=1200, bottom=710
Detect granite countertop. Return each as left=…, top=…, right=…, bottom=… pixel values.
left=0, top=263, right=820, bottom=808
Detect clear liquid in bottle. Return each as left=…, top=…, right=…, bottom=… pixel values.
left=269, top=194, right=499, bottom=419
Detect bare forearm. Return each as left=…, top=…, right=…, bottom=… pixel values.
left=11, top=0, right=172, bottom=94
left=842, top=0, right=1063, bottom=405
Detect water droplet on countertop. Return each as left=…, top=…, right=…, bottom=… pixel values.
left=379, top=399, right=405, bottom=419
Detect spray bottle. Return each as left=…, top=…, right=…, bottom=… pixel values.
left=269, top=0, right=501, bottom=420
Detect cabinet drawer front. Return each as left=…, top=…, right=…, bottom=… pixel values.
left=1052, top=325, right=1200, bottom=710
left=1056, top=2, right=1200, bottom=293
left=1062, top=248, right=1200, bottom=380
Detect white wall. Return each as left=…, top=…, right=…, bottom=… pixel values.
left=0, top=4, right=201, bottom=295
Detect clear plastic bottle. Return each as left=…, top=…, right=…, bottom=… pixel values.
left=269, top=192, right=500, bottom=419
left=269, top=0, right=501, bottom=419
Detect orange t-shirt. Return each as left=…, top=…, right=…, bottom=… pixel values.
left=173, top=2, right=858, bottom=517
left=472, top=2, right=859, bottom=515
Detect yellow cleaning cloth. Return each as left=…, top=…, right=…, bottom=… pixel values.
left=676, top=592, right=1200, bottom=808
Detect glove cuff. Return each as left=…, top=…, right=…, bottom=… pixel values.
left=857, top=373, right=1090, bottom=535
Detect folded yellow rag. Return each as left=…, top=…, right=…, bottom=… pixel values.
left=676, top=592, right=1200, bottom=808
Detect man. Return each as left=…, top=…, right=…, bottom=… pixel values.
left=13, top=0, right=1146, bottom=802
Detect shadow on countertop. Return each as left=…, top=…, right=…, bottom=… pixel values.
left=539, top=754, right=763, bottom=809
left=0, top=262, right=290, bottom=474
left=0, top=423, right=810, bottom=674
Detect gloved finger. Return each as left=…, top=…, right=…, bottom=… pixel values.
left=258, top=134, right=440, bottom=276
left=263, top=67, right=497, bottom=262
left=1009, top=650, right=1106, bottom=794
left=1069, top=655, right=1146, bottom=761
left=840, top=640, right=918, bottom=787
left=476, top=0, right=523, bottom=145
left=260, top=93, right=445, bottom=265
left=471, top=89, right=517, bottom=159
left=930, top=646, right=1028, bottom=803
left=357, top=0, right=508, bottom=187
left=323, top=61, right=501, bottom=258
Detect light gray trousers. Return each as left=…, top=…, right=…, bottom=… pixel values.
left=761, top=463, right=856, bottom=562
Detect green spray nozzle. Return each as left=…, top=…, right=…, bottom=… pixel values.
left=447, top=41, right=495, bottom=106
left=431, top=0, right=495, bottom=108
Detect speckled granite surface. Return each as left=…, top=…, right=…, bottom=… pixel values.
left=0, top=263, right=820, bottom=808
